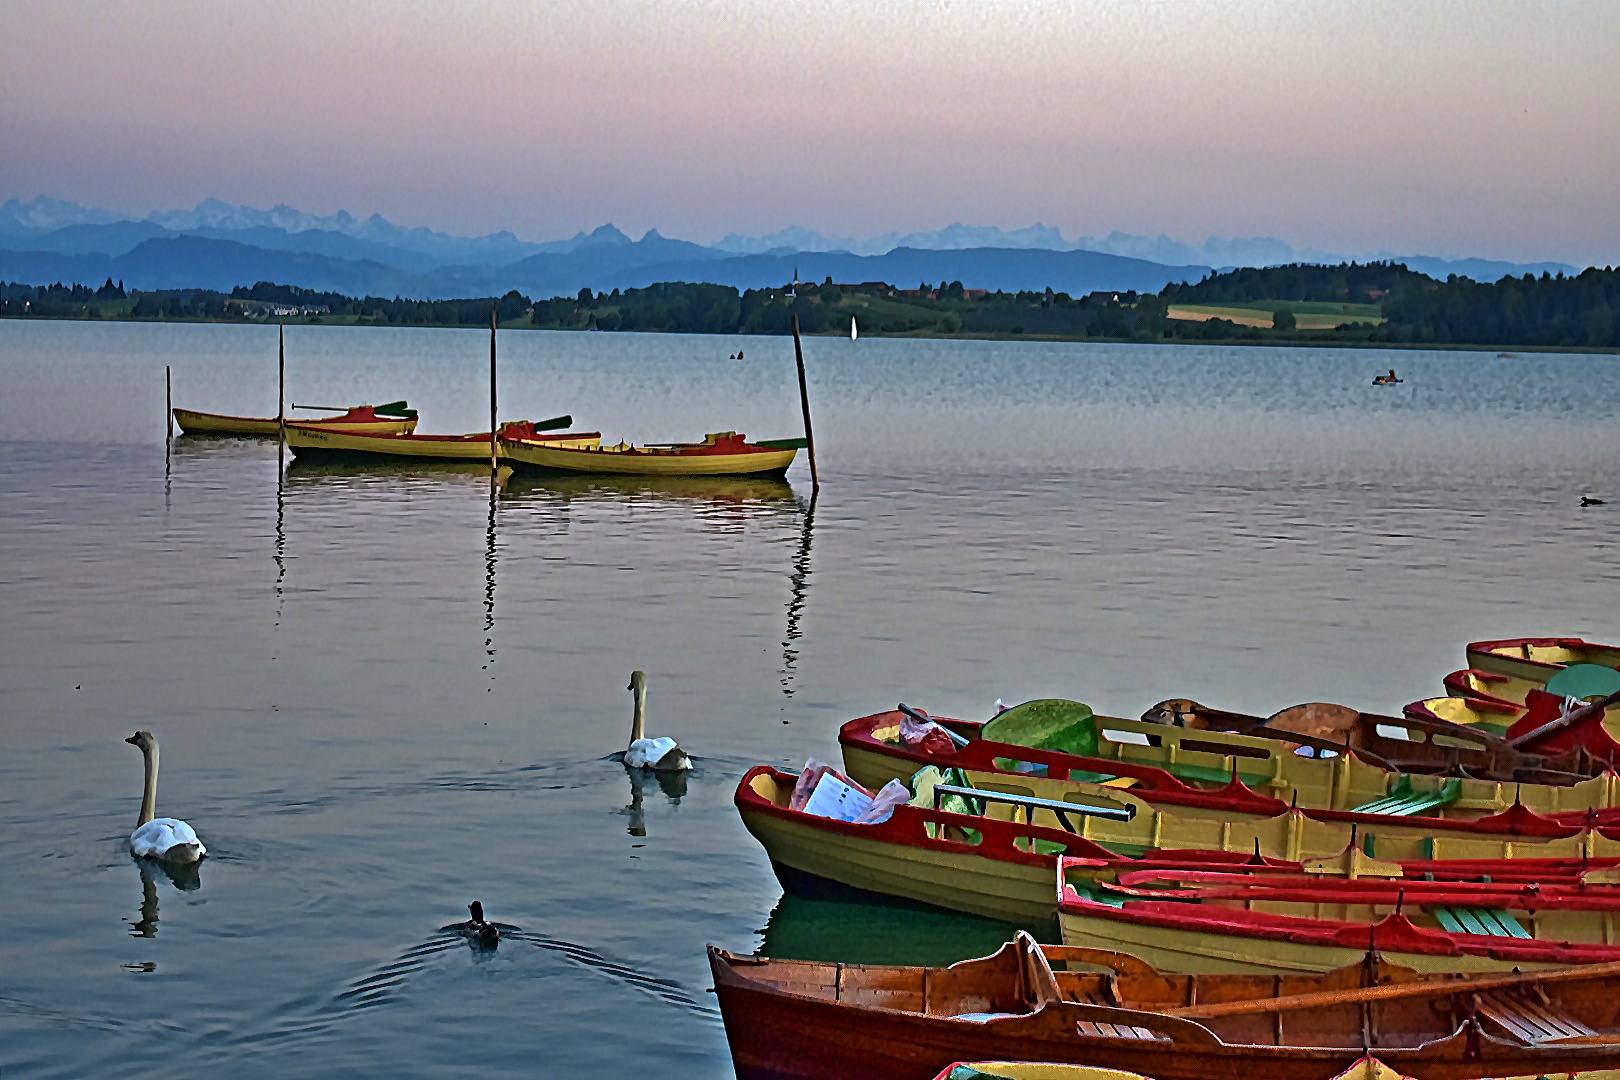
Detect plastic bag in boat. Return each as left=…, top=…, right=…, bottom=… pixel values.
left=790, top=759, right=869, bottom=812
left=899, top=713, right=959, bottom=755
left=850, top=779, right=911, bottom=825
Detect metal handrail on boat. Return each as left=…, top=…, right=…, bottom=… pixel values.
left=931, top=783, right=1135, bottom=831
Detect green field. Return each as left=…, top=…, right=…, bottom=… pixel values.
left=1167, top=300, right=1385, bottom=329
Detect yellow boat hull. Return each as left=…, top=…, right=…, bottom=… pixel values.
left=286, top=425, right=601, bottom=461
left=501, top=433, right=797, bottom=476
left=1057, top=903, right=1581, bottom=976
left=1467, top=638, right=1620, bottom=703
left=173, top=408, right=417, bottom=436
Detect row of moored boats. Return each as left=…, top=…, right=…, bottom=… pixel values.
left=712, top=635, right=1620, bottom=1079
left=171, top=401, right=806, bottom=477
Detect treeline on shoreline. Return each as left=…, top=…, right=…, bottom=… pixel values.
left=3, top=262, right=1617, bottom=351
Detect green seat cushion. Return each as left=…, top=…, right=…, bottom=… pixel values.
left=981, top=699, right=1098, bottom=757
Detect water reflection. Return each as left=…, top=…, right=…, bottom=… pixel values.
left=757, top=893, right=1035, bottom=966
left=483, top=474, right=498, bottom=679
left=621, top=765, right=687, bottom=838
left=127, top=858, right=201, bottom=939
left=500, top=472, right=797, bottom=512
left=780, top=489, right=817, bottom=697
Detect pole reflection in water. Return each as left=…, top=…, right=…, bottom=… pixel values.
left=621, top=765, right=687, bottom=838
left=273, top=462, right=286, bottom=633
left=780, top=489, right=817, bottom=698
left=483, top=471, right=500, bottom=682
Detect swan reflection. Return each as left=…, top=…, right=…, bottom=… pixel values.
left=128, top=857, right=201, bottom=938
left=621, top=764, right=688, bottom=838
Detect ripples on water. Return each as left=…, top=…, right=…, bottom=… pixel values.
left=0, top=322, right=1616, bottom=1077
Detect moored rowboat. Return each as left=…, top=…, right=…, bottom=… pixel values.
left=1057, top=857, right=1620, bottom=975
left=286, top=420, right=601, bottom=461
left=710, top=931, right=1620, bottom=1080
left=735, top=765, right=1620, bottom=927
left=933, top=1059, right=1425, bottom=1080
left=174, top=402, right=418, bottom=436
left=500, top=430, right=802, bottom=476
left=1467, top=637, right=1620, bottom=704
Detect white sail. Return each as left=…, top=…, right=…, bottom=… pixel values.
left=850, top=317, right=858, bottom=341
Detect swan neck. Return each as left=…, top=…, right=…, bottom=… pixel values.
left=630, top=683, right=647, bottom=746
left=138, top=741, right=158, bottom=826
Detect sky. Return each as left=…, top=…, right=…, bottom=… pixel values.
left=2, top=0, right=1617, bottom=264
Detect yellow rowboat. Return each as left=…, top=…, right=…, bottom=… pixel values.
left=1056, top=858, right=1620, bottom=975
left=500, top=430, right=802, bottom=476
left=1403, top=694, right=1519, bottom=737
left=286, top=420, right=601, bottom=462
left=735, top=765, right=1620, bottom=928
left=839, top=704, right=1620, bottom=826
left=173, top=402, right=418, bottom=436
left=1466, top=637, right=1620, bottom=704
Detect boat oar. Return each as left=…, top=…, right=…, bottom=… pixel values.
left=531, top=414, right=573, bottom=432
left=288, top=403, right=352, bottom=412
left=1168, top=956, right=1620, bottom=1020
left=1507, top=689, right=1620, bottom=749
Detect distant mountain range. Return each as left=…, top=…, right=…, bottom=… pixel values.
left=0, top=195, right=1581, bottom=300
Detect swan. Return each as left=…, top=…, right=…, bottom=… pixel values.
left=622, top=671, right=691, bottom=771
left=125, top=730, right=206, bottom=864
left=459, top=900, right=500, bottom=946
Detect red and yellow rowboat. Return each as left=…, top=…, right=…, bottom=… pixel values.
left=838, top=706, right=1620, bottom=831
left=735, top=765, right=1620, bottom=926
left=1466, top=637, right=1620, bottom=704
left=711, top=932, right=1620, bottom=1080
left=173, top=402, right=418, bottom=436
left=286, top=420, right=601, bottom=462
left=500, top=430, right=803, bottom=477
left=1402, top=692, right=1520, bottom=736
left=1057, top=857, right=1620, bottom=975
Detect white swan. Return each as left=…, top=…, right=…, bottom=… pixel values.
left=622, top=671, right=691, bottom=771
left=125, top=730, right=206, bottom=864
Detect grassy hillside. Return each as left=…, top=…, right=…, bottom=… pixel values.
left=1167, top=300, right=1385, bottom=329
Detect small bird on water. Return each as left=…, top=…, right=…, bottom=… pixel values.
left=460, top=900, right=500, bottom=946
left=1583, top=496, right=1606, bottom=507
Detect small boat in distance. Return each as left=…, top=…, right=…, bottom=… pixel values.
left=173, top=401, right=418, bottom=436
left=501, top=430, right=805, bottom=477
left=1372, top=369, right=1402, bottom=385
left=285, top=417, right=599, bottom=462
left=851, top=316, right=858, bottom=341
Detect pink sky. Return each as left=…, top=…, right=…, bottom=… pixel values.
left=2, top=0, right=1616, bottom=263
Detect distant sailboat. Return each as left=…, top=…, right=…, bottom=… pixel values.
left=850, top=317, right=858, bottom=342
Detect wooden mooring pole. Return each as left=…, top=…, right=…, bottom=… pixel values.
left=277, top=325, right=286, bottom=442
left=165, top=365, right=173, bottom=440
left=489, top=305, right=499, bottom=471
left=790, top=313, right=819, bottom=490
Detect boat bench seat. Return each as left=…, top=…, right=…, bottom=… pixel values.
left=1433, top=905, right=1531, bottom=938
left=1474, top=990, right=1617, bottom=1045
left=1352, top=777, right=1462, bottom=817
left=1074, top=1020, right=1168, bottom=1041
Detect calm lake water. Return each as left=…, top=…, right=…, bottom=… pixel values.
left=1, top=320, right=1617, bottom=1077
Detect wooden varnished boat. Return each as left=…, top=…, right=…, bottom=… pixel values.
left=839, top=703, right=1620, bottom=829
left=735, top=765, right=1620, bottom=926
left=1467, top=637, right=1620, bottom=703
left=1057, top=857, right=1620, bottom=975
left=173, top=402, right=418, bottom=436
left=286, top=419, right=601, bottom=461
left=500, top=430, right=803, bottom=476
left=932, top=1058, right=1426, bottom=1080
left=709, top=931, right=1620, bottom=1080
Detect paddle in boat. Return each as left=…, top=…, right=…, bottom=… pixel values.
left=173, top=400, right=418, bottom=436
left=1466, top=637, right=1620, bottom=704
left=709, top=930, right=1620, bottom=1080
left=285, top=415, right=600, bottom=462
left=500, top=430, right=805, bottom=477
